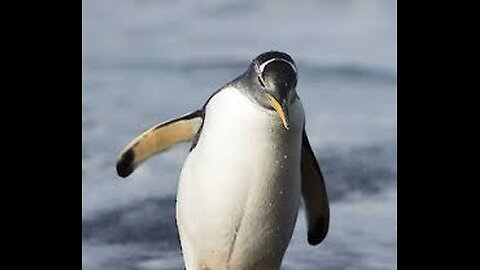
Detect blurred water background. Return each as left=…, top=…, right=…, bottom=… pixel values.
left=82, top=0, right=397, bottom=269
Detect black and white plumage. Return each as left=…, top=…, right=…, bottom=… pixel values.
left=116, top=51, right=329, bottom=270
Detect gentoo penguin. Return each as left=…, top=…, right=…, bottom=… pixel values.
left=116, top=51, right=329, bottom=270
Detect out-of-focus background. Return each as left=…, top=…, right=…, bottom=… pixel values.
left=82, top=0, right=397, bottom=269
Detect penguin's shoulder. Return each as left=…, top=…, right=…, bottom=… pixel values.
left=189, top=83, right=236, bottom=151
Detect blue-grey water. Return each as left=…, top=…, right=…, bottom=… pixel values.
left=82, top=0, right=397, bottom=269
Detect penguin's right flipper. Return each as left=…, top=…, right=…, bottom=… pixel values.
left=301, top=130, right=330, bottom=246
left=116, top=110, right=203, bottom=178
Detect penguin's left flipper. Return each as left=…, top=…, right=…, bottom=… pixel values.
left=116, top=110, right=203, bottom=178
left=301, top=130, right=330, bottom=246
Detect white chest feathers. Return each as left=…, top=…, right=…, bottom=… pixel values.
left=176, top=86, right=305, bottom=270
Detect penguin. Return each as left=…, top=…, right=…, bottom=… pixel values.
left=116, top=51, right=329, bottom=270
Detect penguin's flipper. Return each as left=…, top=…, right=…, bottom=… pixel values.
left=116, top=110, right=203, bottom=178
left=301, top=130, right=330, bottom=246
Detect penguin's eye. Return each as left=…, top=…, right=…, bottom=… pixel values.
left=258, top=76, right=266, bottom=88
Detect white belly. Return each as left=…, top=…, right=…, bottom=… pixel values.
left=176, top=87, right=305, bottom=270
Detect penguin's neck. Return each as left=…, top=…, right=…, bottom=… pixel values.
left=208, top=85, right=281, bottom=130
left=229, top=71, right=273, bottom=111
left=199, top=85, right=305, bottom=152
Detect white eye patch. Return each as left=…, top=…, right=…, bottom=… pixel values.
left=257, top=58, right=297, bottom=74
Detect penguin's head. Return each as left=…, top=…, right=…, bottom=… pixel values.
left=249, top=51, right=298, bottom=130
